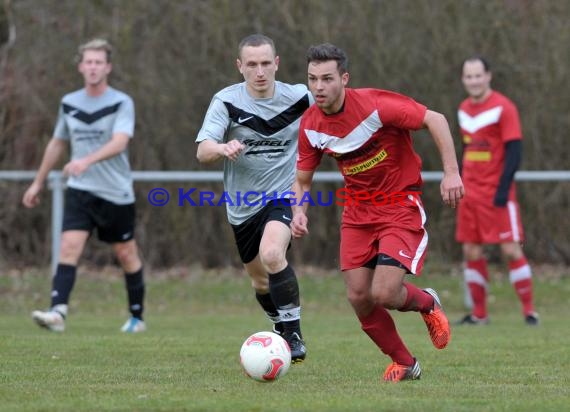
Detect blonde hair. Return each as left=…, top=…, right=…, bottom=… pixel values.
left=76, top=38, right=113, bottom=63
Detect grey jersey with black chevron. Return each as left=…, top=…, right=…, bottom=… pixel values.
left=196, top=81, right=312, bottom=224
left=53, top=86, right=135, bottom=204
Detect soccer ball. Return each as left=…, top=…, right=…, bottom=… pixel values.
left=239, top=331, right=291, bottom=382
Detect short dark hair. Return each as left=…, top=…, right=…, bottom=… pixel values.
left=238, top=34, right=276, bottom=58
left=306, top=43, right=348, bottom=74
left=462, top=55, right=491, bottom=73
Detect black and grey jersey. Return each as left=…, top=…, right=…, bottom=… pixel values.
left=53, top=87, right=135, bottom=204
left=196, top=81, right=312, bottom=224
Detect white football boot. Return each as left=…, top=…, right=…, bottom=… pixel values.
left=32, top=309, right=65, bottom=332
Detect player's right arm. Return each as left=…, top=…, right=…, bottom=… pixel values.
left=196, top=139, right=245, bottom=163
left=195, top=95, right=245, bottom=163
left=22, top=138, right=68, bottom=208
left=290, top=169, right=314, bottom=238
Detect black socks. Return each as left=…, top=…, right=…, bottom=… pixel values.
left=124, top=267, right=145, bottom=320
left=50, top=263, right=77, bottom=310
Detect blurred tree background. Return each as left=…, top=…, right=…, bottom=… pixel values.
left=1, top=0, right=568, bottom=270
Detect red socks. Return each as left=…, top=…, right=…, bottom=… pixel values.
left=399, top=283, right=434, bottom=313
left=466, top=256, right=535, bottom=318
left=359, top=305, right=414, bottom=366
left=509, top=256, right=535, bottom=315
left=465, top=259, right=489, bottom=319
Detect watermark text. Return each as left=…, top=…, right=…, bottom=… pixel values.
left=147, top=188, right=421, bottom=207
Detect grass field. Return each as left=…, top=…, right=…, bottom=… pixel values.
left=1, top=264, right=569, bottom=411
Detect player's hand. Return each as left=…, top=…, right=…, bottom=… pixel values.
left=22, top=182, right=43, bottom=208
left=441, top=172, right=464, bottom=208
left=291, top=212, right=309, bottom=238
left=222, top=140, right=246, bottom=161
left=493, top=190, right=508, bottom=207
left=63, top=159, right=90, bottom=177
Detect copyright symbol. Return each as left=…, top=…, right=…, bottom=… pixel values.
left=148, top=188, right=170, bottom=206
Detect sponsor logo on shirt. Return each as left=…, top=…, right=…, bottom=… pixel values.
left=73, top=128, right=105, bottom=141
left=465, top=151, right=491, bottom=162
left=342, top=149, right=388, bottom=176
left=242, top=138, right=292, bottom=156
left=242, top=139, right=291, bottom=147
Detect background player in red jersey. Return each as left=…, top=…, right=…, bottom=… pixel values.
left=291, top=43, right=464, bottom=382
left=456, top=56, right=539, bottom=326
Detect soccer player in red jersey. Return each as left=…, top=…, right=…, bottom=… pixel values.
left=456, top=56, right=538, bottom=326
left=291, top=43, right=464, bottom=382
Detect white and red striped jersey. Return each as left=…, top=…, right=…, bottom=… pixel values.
left=458, top=90, right=522, bottom=202
left=298, top=88, right=427, bottom=225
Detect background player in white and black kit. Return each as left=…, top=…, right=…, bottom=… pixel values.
left=23, top=39, right=146, bottom=333
left=196, top=34, right=312, bottom=362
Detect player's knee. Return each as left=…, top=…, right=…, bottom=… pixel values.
left=259, top=246, right=286, bottom=273
left=114, top=243, right=140, bottom=269
left=346, top=288, right=372, bottom=309
left=59, top=239, right=82, bottom=263
left=500, top=243, right=523, bottom=260
left=463, top=244, right=483, bottom=261
left=373, top=288, right=399, bottom=309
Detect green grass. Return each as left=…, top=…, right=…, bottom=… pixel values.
left=1, top=265, right=569, bottom=411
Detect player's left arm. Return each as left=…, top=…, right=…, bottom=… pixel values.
left=63, top=133, right=130, bottom=177
left=422, top=109, right=465, bottom=208
left=292, top=113, right=322, bottom=236
left=495, top=100, right=523, bottom=207
left=494, top=140, right=521, bottom=207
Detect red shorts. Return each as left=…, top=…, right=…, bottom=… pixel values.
left=340, top=197, right=428, bottom=275
left=455, top=198, right=524, bottom=243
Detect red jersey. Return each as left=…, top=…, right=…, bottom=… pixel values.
left=297, top=88, right=427, bottom=226
left=458, top=90, right=522, bottom=202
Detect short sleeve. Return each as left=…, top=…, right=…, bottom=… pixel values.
left=376, top=90, right=427, bottom=131
left=196, top=97, right=230, bottom=143
left=53, top=102, right=70, bottom=140
left=500, top=99, right=522, bottom=142
left=113, top=96, right=136, bottom=137
left=296, top=117, right=323, bottom=171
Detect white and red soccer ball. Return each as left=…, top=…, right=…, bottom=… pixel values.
left=240, top=331, right=291, bottom=382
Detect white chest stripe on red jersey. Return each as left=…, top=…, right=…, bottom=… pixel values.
left=304, top=110, right=382, bottom=154
left=458, top=106, right=503, bottom=133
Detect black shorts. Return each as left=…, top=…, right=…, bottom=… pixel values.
left=231, top=199, right=292, bottom=264
left=363, top=253, right=410, bottom=273
left=62, top=188, right=136, bottom=243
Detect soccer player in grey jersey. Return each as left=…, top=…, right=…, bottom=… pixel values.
left=23, top=39, right=146, bottom=333
left=196, top=34, right=312, bottom=362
